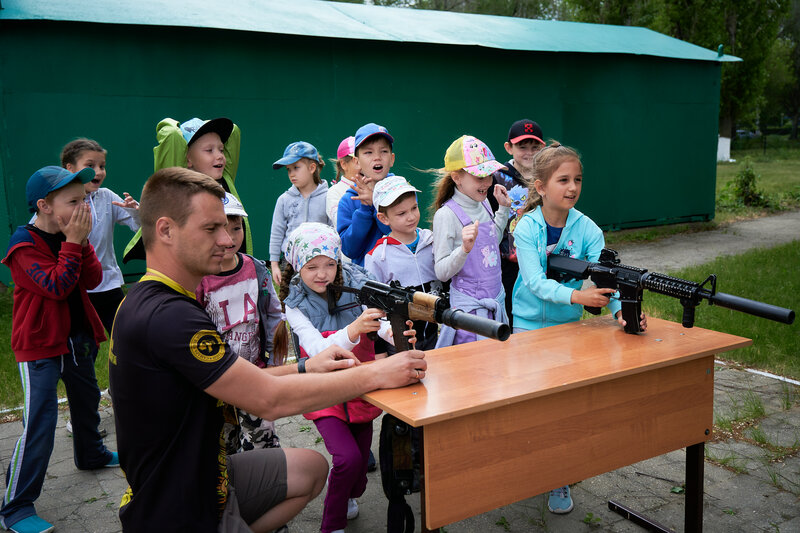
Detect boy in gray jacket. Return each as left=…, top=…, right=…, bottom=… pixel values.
left=365, top=176, right=440, bottom=351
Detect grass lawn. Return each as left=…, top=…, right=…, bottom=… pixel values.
left=641, top=240, right=800, bottom=379
left=0, top=287, right=110, bottom=413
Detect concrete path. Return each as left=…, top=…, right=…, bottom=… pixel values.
left=1, top=212, right=798, bottom=533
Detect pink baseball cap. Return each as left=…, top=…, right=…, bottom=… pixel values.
left=337, top=136, right=355, bottom=159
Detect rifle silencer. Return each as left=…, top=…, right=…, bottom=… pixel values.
left=440, top=309, right=511, bottom=341
left=707, top=292, right=795, bottom=325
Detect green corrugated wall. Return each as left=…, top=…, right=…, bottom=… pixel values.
left=0, top=20, right=721, bottom=284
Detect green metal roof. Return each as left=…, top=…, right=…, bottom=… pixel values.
left=0, top=0, right=740, bottom=62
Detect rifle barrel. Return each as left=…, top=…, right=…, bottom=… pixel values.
left=440, top=309, right=511, bottom=341
left=704, top=291, right=795, bottom=325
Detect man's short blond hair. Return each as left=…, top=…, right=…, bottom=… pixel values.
left=139, top=167, right=226, bottom=250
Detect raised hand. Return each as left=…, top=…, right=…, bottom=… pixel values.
left=461, top=221, right=479, bottom=253
left=351, top=173, right=374, bottom=206
left=111, top=192, right=140, bottom=210
left=493, top=183, right=511, bottom=207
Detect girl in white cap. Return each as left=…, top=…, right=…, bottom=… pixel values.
left=196, top=193, right=285, bottom=455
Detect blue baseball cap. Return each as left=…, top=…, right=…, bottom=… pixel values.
left=354, top=123, right=393, bottom=151
left=180, top=117, right=234, bottom=146
left=273, top=141, right=320, bottom=170
left=26, top=166, right=94, bottom=213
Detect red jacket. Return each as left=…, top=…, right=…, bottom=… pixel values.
left=2, top=226, right=106, bottom=362
left=300, top=331, right=382, bottom=424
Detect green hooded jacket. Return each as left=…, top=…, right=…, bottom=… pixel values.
left=123, top=118, right=253, bottom=262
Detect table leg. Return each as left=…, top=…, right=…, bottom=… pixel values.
left=608, top=442, right=705, bottom=533
left=685, top=442, right=704, bottom=533
left=418, top=427, right=438, bottom=533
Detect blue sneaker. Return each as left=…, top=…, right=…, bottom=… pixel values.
left=104, top=451, right=120, bottom=468
left=367, top=450, right=377, bottom=472
left=9, top=515, right=54, bottom=533
left=548, top=485, right=574, bottom=514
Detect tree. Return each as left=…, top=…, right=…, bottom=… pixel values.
left=653, top=0, right=788, bottom=138
left=567, top=0, right=659, bottom=27
left=404, top=0, right=563, bottom=19
left=762, top=38, right=794, bottom=133
left=779, top=0, right=800, bottom=138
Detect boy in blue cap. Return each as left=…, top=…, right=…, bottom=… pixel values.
left=336, top=123, right=395, bottom=266
left=270, top=141, right=330, bottom=285
left=122, top=116, right=252, bottom=262
left=2, top=167, right=118, bottom=533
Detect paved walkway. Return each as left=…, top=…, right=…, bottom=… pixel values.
left=1, top=212, right=798, bottom=532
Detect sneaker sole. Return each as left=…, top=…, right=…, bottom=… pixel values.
left=548, top=502, right=574, bottom=514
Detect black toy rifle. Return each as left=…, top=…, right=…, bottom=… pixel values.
left=547, top=248, right=795, bottom=334
left=327, top=279, right=511, bottom=351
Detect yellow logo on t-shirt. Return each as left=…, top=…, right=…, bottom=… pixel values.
left=190, top=330, right=225, bottom=363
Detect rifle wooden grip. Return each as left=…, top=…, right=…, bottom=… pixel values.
left=408, top=302, right=436, bottom=322
left=409, top=293, right=440, bottom=322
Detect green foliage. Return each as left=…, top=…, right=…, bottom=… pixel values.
left=642, top=240, right=800, bottom=379
left=567, top=0, right=657, bottom=26
left=582, top=511, right=602, bottom=524
left=495, top=516, right=511, bottom=531
left=762, top=37, right=795, bottom=129
left=719, top=157, right=769, bottom=208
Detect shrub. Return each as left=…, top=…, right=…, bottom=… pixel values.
left=720, top=157, right=769, bottom=208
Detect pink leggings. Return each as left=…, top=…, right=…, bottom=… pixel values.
left=313, top=416, right=373, bottom=533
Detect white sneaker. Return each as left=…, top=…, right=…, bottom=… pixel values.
left=346, top=498, right=359, bottom=520
left=65, top=420, right=107, bottom=438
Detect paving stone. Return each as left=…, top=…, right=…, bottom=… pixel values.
left=3, top=366, right=799, bottom=532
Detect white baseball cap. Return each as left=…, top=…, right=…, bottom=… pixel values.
left=222, top=192, right=248, bottom=217
left=372, top=175, right=420, bottom=208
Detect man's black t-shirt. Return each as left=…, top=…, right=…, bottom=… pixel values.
left=109, top=272, right=237, bottom=532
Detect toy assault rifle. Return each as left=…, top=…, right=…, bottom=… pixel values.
left=327, top=279, right=511, bottom=350
left=547, top=248, right=795, bottom=334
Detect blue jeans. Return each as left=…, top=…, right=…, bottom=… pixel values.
left=1, top=333, right=111, bottom=528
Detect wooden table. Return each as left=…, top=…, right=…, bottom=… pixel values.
left=363, top=316, right=751, bottom=532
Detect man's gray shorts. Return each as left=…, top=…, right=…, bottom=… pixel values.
left=219, top=448, right=287, bottom=532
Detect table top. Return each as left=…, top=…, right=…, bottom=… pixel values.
left=363, top=316, right=751, bottom=426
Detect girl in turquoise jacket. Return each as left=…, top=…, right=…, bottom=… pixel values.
left=512, top=142, right=646, bottom=515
